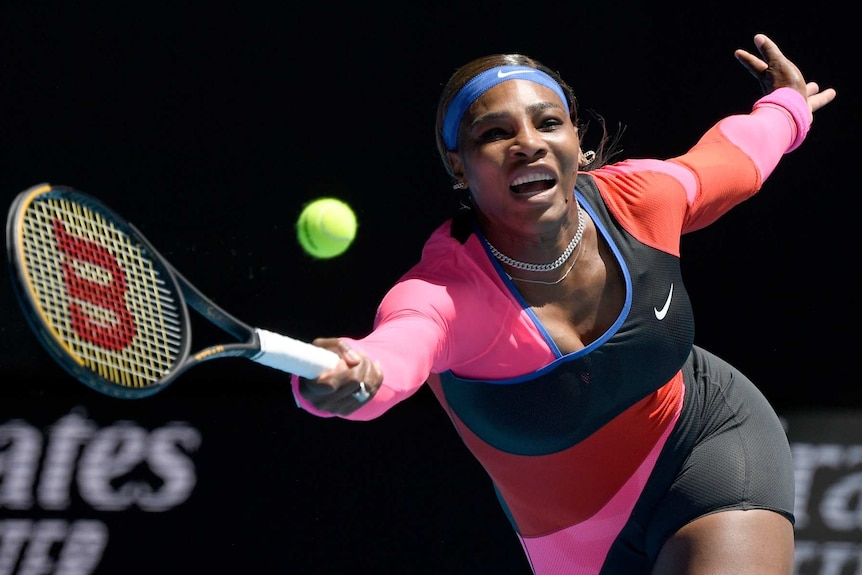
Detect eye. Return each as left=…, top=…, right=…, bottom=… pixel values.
left=539, top=117, right=564, bottom=131
left=477, top=127, right=510, bottom=142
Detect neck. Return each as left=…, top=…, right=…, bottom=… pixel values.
left=484, top=203, right=585, bottom=273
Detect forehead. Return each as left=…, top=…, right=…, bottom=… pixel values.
left=469, top=80, right=567, bottom=116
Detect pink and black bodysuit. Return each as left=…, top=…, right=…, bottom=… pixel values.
left=292, top=87, right=808, bottom=575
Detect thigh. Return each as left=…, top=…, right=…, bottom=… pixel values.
left=652, top=509, right=794, bottom=575
left=643, top=348, right=795, bottom=560
left=595, top=348, right=796, bottom=574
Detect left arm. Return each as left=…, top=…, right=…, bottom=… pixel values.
left=589, top=34, right=836, bottom=247
left=676, top=33, right=836, bottom=232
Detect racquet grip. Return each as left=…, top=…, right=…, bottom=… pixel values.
left=251, top=329, right=340, bottom=378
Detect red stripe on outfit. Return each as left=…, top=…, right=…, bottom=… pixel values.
left=430, top=374, right=685, bottom=536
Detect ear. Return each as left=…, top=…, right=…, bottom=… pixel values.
left=447, top=151, right=467, bottom=185
left=579, top=149, right=596, bottom=167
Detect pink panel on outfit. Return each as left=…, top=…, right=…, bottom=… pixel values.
left=518, top=385, right=684, bottom=575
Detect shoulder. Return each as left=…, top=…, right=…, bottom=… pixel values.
left=589, top=159, right=697, bottom=203
left=582, top=162, right=692, bottom=253
left=379, top=218, right=494, bottom=317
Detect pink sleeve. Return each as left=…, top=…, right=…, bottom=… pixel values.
left=290, top=280, right=452, bottom=421
left=718, top=87, right=811, bottom=181
left=755, top=86, right=812, bottom=152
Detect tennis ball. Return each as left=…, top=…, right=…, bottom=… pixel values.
left=296, top=197, right=357, bottom=259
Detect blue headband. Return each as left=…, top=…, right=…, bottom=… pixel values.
left=442, top=65, right=569, bottom=151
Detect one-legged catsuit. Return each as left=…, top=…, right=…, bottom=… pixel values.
left=292, top=87, right=809, bottom=574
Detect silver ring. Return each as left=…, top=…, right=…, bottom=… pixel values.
left=352, top=381, right=371, bottom=403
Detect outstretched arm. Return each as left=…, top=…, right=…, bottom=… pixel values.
left=599, top=34, right=838, bottom=234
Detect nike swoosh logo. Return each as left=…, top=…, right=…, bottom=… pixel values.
left=654, top=283, right=674, bottom=320
left=497, top=69, right=537, bottom=78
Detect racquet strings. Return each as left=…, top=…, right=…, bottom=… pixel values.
left=18, top=192, right=185, bottom=389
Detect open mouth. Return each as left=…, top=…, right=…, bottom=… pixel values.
left=510, top=172, right=556, bottom=194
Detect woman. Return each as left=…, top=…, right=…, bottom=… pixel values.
left=291, top=34, right=836, bottom=574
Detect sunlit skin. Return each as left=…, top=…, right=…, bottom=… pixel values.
left=447, top=81, right=583, bottom=267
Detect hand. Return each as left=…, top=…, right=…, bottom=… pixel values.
left=734, top=33, right=836, bottom=117
left=298, top=338, right=383, bottom=415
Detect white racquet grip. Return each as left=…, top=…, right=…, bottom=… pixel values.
left=251, top=328, right=340, bottom=378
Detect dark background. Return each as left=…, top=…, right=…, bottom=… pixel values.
left=0, top=2, right=857, bottom=574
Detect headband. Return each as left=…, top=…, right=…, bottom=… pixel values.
left=442, top=65, right=569, bottom=151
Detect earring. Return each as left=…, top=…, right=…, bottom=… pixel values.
left=452, top=182, right=467, bottom=190
left=579, top=150, right=596, bottom=167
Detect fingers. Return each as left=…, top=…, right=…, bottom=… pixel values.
left=734, top=34, right=773, bottom=81
left=808, top=85, right=837, bottom=113
left=734, top=33, right=778, bottom=72
left=735, top=33, right=812, bottom=99
left=299, top=338, right=383, bottom=415
left=734, top=48, right=768, bottom=79
left=738, top=34, right=837, bottom=115
left=752, top=33, right=783, bottom=61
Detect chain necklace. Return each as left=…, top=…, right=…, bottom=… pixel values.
left=485, top=203, right=585, bottom=272
left=506, top=240, right=584, bottom=285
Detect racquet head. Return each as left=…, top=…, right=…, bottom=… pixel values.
left=6, top=184, right=192, bottom=398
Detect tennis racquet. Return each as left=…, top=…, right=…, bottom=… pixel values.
left=6, top=183, right=339, bottom=399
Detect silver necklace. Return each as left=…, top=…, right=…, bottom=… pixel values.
left=507, top=240, right=584, bottom=285
left=485, top=203, right=585, bottom=272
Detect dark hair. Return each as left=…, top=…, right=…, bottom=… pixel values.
left=434, top=54, right=622, bottom=181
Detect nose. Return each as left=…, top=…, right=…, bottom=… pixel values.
left=510, top=123, right=547, bottom=159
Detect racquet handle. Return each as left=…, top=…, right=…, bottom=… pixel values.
left=251, top=329, right=340, bottom=378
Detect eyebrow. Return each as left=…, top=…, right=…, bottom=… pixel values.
left=468, top=100, right=564, bottom=130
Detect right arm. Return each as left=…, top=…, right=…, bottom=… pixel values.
left=291, top=278, right=454, bottom=421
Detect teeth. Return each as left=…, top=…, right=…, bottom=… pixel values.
left=512, top=173, right=554, bottom=187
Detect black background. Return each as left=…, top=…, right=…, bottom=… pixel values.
left=0, top=1, right=857, bottom=573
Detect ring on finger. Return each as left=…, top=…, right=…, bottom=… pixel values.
left=352, top=381, right=371, bottom=403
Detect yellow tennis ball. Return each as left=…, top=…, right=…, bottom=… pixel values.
left=296, top=197, right=357, bottom=259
